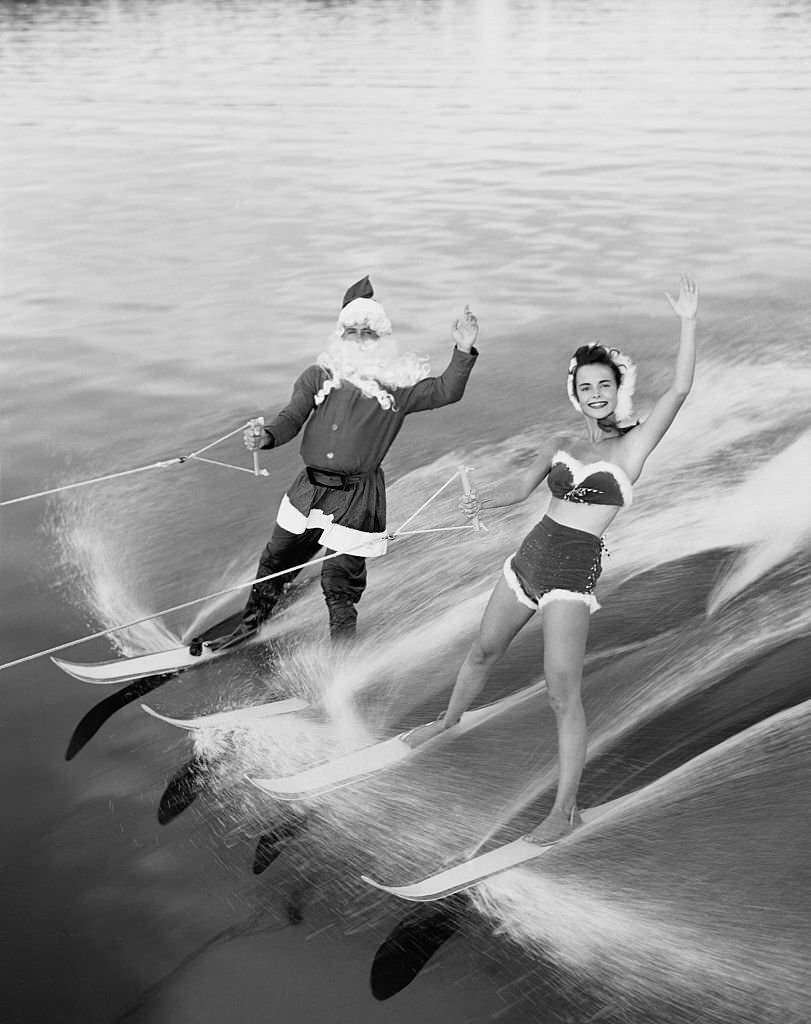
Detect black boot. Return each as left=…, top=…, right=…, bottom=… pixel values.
left=210, top=616, right=260, bottom=651
left=209, top=602, right=268, bottom=651
left=326, top=596, right=357, bottom=642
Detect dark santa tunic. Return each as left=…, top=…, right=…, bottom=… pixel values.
left=260, top=345, right=478, bottom=556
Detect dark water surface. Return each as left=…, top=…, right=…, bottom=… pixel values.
left=1, top=2, right=810, bottom=1022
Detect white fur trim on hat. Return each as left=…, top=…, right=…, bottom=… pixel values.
left=337, top=297, right=392, bottom=337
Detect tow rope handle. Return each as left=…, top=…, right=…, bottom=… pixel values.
left=249, top=416, right=265, bottom=476
left=460, top=465, right=487, bottom=533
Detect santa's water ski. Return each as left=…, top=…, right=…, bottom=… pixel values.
left=141, top=697, right=309, bottom=731
left=51, top=612, right=252, bottom=684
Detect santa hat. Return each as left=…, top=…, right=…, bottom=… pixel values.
left=337, top=276, right=392, bottom=337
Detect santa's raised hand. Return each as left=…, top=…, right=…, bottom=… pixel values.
left=452, top=306, right=479, bottom=352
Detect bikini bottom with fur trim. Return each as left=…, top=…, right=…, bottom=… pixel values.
left=503, top=515, right=603, bottom=613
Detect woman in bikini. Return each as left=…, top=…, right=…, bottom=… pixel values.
left=406, top=275, right=699, bottom=844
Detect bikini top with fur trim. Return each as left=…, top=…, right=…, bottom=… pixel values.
left=547, top=450, right=633, bottom=507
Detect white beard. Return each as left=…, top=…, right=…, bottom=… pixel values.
left=315, top=332, right=431, bottom=410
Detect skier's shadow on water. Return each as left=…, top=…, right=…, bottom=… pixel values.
left=156, top=750, right=308, bottom=877
left=252, top=814, right=309, bottom=874
left=369, top=894, right=470, bottom=1001
left=64, top=673, right=175, bottom=761
left=156, top=753, right=214, bottom=825
left=62, top=611, right=268, bottom=761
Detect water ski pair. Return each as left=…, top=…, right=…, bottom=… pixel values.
left=141, top=687, right=628, bottom=903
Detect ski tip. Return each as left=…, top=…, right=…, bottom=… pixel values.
left=140, top=704, right=193, bottom=729
left=51, top=653, right=156, bottom=685
left=361, top=873, right=458, bottom=903
left=361, top=874, right=402, bottom=897
left=50, top=655, right=84, bottom=678
left=50, top=655, right=110, bottom=685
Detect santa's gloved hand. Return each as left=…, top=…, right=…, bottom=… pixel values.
left=452, top=305, right=479, bottom=352
left=243, top=420, right=266, bottom=451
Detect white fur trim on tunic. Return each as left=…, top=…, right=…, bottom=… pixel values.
left=314, top=333, right=431, bottom=410
left=502, top=555, right=600, bottom=614
left=276, top=493, right=389, bottom=557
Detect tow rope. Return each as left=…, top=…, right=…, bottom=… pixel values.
left=0, top=462, right=485, bottom=674
left=0, top=420, right=269, bottom=509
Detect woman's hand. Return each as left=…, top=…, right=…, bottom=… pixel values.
left=459, top=491, right=484, bottom=519
left=665, top=275, right=699, bottom=321
left=452, top=306, right=479, bottom=351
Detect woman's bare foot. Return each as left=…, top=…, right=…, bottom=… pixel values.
left=400, top=719, right=451, bottom=749
left=527, top=806, right=583, bottom=846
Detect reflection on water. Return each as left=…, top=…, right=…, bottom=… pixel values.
left=2, top=1, right=811, bottom=1023
left=3, top=0, right=811, bottom=396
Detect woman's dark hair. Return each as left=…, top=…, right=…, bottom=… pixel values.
left=570, top=344, right=623, bottom=389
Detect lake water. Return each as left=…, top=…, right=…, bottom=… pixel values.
left=1, top=1, right=810, bottom=1022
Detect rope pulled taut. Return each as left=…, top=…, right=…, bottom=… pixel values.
left=390, top=467, right=466, bottom=536
left=0, top=549, right=346, bottom=673
left=0, top=464, right=485, bottom=674
left=0, top=422, right=263, bottom=508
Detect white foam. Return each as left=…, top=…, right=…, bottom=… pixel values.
left=707, top=429, right=811, bottom=613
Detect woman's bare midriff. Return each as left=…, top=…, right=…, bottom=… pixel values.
left=545, top=497, right=620, bottom=538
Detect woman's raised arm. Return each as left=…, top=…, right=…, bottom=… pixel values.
left=626, top=275, right=699, bottom=462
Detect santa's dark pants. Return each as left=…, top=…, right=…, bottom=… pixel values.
left=243, top=523, right=367, bottom=639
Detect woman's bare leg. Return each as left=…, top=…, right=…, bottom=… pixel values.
left=529, top=598, right=591, bottom=844
left=404, top=577, right=535, bottom=748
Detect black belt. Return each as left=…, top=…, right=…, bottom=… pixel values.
left=306, top=466, right=373, bottom=490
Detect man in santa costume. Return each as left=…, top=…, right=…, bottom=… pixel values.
left=223, top=276, right=479, bottom=645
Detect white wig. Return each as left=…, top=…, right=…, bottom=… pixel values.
left=336, top=297, right=392, bottom=337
